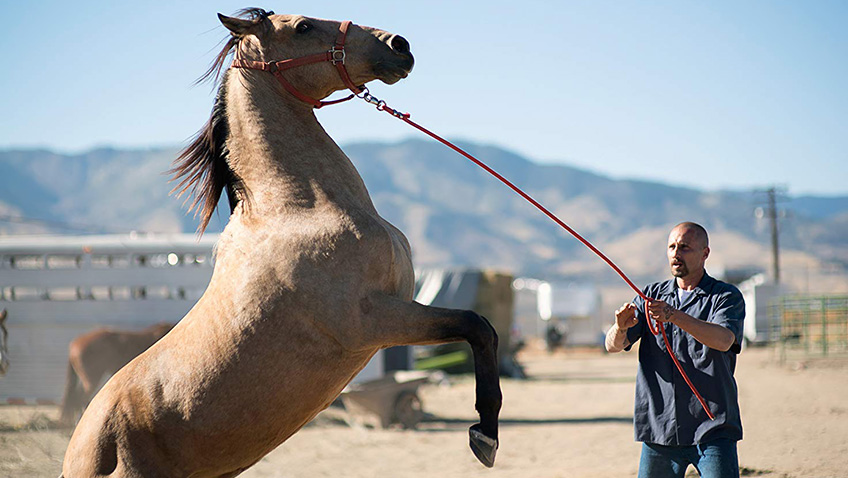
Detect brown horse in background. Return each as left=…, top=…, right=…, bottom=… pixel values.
left=59, top=322, right=175, bottom=426
left=63, top=9, right=500, bottom=477
left=0, top=309, right=9, bottom=376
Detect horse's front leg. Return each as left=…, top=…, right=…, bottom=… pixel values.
left=358, top=293, right=502, bottom=467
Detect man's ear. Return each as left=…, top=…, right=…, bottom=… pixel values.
left=703, top=246, right=710, bottom=261
left=218, top=13, right=261, bottom=36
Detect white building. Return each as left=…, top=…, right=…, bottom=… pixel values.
left=513, top=278, right=604, bottom=347
left=738, top=273, right=785, bottom=344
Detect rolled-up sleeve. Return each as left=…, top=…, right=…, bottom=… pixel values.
left=624, top=290, right=649, bottom=351
left=709, top=286, right=745, bottom=352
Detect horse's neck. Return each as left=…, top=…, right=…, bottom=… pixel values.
left=226, top=77, right=376, bottom=217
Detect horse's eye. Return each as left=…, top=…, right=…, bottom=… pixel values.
left=296, top=22, right=312, bottom=34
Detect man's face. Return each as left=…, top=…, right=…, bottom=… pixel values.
left=667, top=226, right=709, bottom=280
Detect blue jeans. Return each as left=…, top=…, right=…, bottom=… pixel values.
left=638, top=439, right=739, bottom=478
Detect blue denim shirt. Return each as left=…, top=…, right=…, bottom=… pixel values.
left=625, top=272, right=745, bottom=445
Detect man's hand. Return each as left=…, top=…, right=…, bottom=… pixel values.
left=607, top=302, right=639, bottom=353
left=615, top=302, right=639, bottom=330
left=647, top=298, right=737, bottom=352
left=647, top=299, right=677, bottom=323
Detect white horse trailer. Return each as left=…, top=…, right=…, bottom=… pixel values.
left=0, top=233, right=217, bottom=404
left=513, top=278, right=604, bottom=348
left=0, top=233, right=394, bottom=405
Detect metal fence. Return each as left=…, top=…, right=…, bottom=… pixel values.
left=769, top=295, right=848, bottom=360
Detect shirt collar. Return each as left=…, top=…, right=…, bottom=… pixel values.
left=660, top=271, right=715, bottom=297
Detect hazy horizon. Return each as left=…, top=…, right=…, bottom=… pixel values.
left=2, top=1, right=846, bottom=196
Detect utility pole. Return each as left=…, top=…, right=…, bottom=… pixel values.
left=767, top=187, right=780, bottom=284
left=756, top=187, right=786, bottom=285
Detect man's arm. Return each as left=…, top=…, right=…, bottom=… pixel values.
left=605, top=323, right=630, bottom=353
left=647, top=299, right=736, bottom=352
left=606, top=302, right=638, bottom=353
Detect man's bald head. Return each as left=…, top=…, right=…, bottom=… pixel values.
left=672, top=222, right=709, bottom=249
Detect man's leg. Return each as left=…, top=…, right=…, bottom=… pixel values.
left=693, top=439, right=739, bottom=478
left=638, top=443, right=690, bottom=478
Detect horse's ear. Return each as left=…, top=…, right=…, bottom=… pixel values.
left=218, top=13, right=260, bottom=36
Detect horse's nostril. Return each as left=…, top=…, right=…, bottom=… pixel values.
left=390, top=35, right=410, bottom=55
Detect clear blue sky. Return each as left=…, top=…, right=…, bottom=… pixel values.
left=2, top=1, right=846, bottom=196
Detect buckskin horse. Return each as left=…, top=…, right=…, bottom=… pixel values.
left=62, top=9, right=501, bottom=477
left=59, top=322, right=175, bottom=426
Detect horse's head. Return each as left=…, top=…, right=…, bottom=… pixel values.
left=0, top=309, right=9, bottom=376
left=172, top=9, right=415, bottom=234
left=219, top=9, right=414, bottom=101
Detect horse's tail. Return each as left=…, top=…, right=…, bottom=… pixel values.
left=59, top=360, right=80, bottom=426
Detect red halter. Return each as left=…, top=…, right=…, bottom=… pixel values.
left=230, top=20, right=363, bottom=109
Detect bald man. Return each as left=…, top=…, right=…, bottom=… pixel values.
left=606, top=222, right=745, bottom=478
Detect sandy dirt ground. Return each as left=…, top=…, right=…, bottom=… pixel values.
left=1, top=343, right=846, bottom=478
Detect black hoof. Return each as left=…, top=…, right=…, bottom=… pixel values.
left=469, top=424, right=498, bottom=468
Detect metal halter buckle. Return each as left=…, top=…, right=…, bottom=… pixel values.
left=360, top=90, right=380, bottom=107
left=329, top=47, right=346, bottom=65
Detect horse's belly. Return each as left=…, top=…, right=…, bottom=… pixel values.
left=136, top=296, right=384, bottom=473
left=68, top=342, right=376, bottom=477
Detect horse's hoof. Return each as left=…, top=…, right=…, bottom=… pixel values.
left=468, top=424, right=498, bottom=468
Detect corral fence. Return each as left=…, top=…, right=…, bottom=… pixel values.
left=769, top=295, right=848, bottom=361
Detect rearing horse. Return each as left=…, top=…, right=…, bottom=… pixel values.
left=63, top=9, right=501, bottom=477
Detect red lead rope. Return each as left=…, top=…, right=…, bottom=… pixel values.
left=227, top=21, right=713, bottom=417
left=359, top=90, right=715, bottom=420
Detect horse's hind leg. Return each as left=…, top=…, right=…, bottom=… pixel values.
left=360, top=293, right=502, bottom=467
left=60, top=362, right=80, bottom=425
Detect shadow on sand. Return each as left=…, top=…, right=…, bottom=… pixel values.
left=416, top=414, right=632, bottom=432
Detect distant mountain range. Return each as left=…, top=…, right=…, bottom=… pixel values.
left=2, top=140, right=846, bottom=291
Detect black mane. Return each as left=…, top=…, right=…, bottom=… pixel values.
left=169, top=75, right=239, bottom=234
left=198, top=8, right=273, bottom=84
left=168, top=8, right=271, bottom=233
